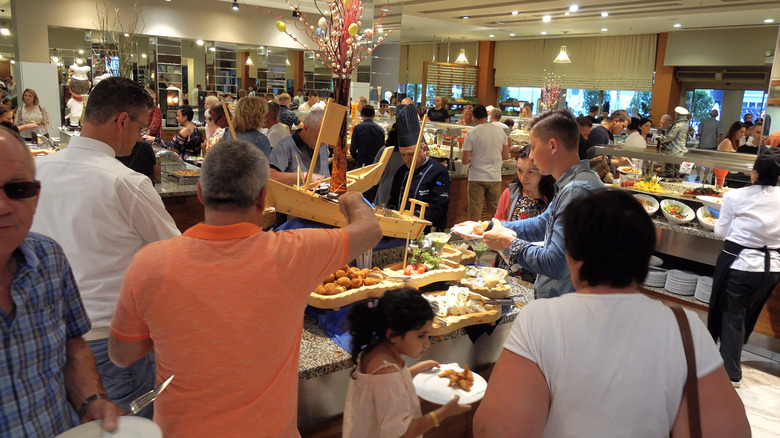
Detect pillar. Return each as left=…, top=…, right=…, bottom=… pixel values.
left=650, top=33, right=683, bottom=124
left=476, top=41, right=498, bottom=107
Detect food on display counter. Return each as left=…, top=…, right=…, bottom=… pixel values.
left=633, top=175, right=665, bottom=193
left=663, top=204, right=687, bottom=219
left=314, top=266, right=384, bottom=296
left=698, top=207, right=718, bottom=228
left=460, top=266, right=510, bottom=298
left=428, top=145, right=462, bottom=160
left=682, top=187, right=722, bottom=198
left=426, top=286, right=486, bottom=317
left=617, top=166, right=642, bottom=176
left=423, top=286, right=501, bottom=336
left=172, top=169, right=200, bottom=177
left=30, top=148, right=55, bottom=156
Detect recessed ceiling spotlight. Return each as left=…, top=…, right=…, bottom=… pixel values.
left=601, top=28, right=608, bottom=31
left=564, top=12, right=570, bottom=16
left=209, top=47, right=216, bottom=51
left=165, top=0, right=171, bottom=2
left=541, top=31, right=548, bottom=35
left=509, top=33, right=516, bottom=36
left=232, top=0, right=238, bottom=11
left=569, top=5, right=579, bottom=13
left=601, top=11, right=609, bottom=17
left=9, top=59, right=14, bottom=64
left=462, top=16, right=469, bottom=19
left=78, top=49, right=84, bottom=54
left=542, top=15, right=551, bottom=23
left=141, top=53, right=147, bottom=58
left=673, top=23, right=682, bottom=28
left=489, top=34, right=495, bottom=37
left=765, top=18, right=775, bottom=23
left=196, top=40, right=204, bottom=46
left=511, top=10, right=518, bottom=15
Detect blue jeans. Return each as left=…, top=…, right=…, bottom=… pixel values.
left=87, top=338, right=155, bottom=419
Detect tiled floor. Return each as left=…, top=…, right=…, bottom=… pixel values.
left=736, top=349, right=780, bottom=437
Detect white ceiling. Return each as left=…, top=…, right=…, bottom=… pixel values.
left=232, top=0, right=780, bottom=43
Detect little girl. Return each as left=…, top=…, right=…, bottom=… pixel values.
left=493, top=146, right=555, bottom=278
left=343, top=288, right=471, bottom=437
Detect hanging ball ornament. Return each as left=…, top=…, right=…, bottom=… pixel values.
left=364, top=28, right=374, bottom=37
left=348, top=23, right=359, bottom=36
left=316, top=28, right=325, bottom=37
left=318, top=17, right=327, bottom=29
left=276, top=21, right=287, bottom=32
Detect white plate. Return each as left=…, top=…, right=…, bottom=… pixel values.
left=649, top=255, right=663, bottom=267
left=412, top=363, right=487, bottom=405
left=696, top=195, right=724, bottom=211
left=451, top=222, right=485, bottom=240
left=55, top=417, right=162, bottom=438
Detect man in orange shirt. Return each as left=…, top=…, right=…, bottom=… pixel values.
left=108, top=139, right=382, bottom=437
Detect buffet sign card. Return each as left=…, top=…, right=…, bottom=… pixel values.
left=680, top=162, right=695, bottom=175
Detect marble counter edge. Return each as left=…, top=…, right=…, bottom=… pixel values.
left=297, top=276, right=534, bottom=380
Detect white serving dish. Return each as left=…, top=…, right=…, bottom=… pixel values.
left=633, top=193, right=659, bottom=215
left=696, top=195, right=724, bottom=211
left=696, top=206, right=718, bottom=231
left=660, top=199, right=695, bottom=225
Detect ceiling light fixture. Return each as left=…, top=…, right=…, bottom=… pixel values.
left=764, top=18, right=775, bottom=23
left=245, top=57, right=253, bottom=65
left=509, top=33, right=516, bottom=36
left=196, top=40, right=204, bottom=46
left=0, top=9, right=10, bottom=36
left=543, top=15, right=551, bottom=23
left=209, top=46, right=216, bottom=52
left=569, top=5, right=579, bottom=13
left=489, top=34, right=495, bottom=37
left=673, top=23, right=682, bottom=28
left=601, top=11, right=609, bottom=17
left=232, top=0, right=239, bottom=11
left=377, top=27, right=383, bottom=33
left=141, top=53, right=147, bottom=58
left=601, top=28, right=608, bottom=31
left=554, top=45, right=571, bottom=63
left=51, top=56, right=59, bottom=63
left=541, top=31, right=548, bottom=35
left=462, top=16, right=469, bottom=19
left=511, top=10, right=518, bottom=15
left=286, top=58, right=291, bottom=66
left=78, top=49, right=84, bottom=54
left=76, top=58, right=83, bottom=64
left=9, top=59, right=14, bottom=64
left=123, top=33, right=129, bottom=37
left=455, top=48, right=469, bottom=64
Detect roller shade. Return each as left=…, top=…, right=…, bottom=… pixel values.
left=494, top=34, right=657, bottom=91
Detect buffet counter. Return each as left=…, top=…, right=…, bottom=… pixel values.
left=296, top=276, right=535, bottom=428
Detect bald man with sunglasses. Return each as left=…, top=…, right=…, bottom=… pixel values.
left=0, top=127, right=123, bottom=436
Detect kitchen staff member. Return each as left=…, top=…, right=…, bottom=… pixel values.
left=707, top=147, right=780, bottom=388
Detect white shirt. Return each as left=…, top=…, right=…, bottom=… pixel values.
left=624, top=131, right=647, bottom=149
left=463, top=122, right=506, bottom=182
left=31, top=136, right=180, bottom=328
left=299, top=101, right=317, bottom=112
left=714, top=184, right=780, bottom=272
left=504, top=293, right=722, bottom=438
left=266, top=123, right=290, bottom=148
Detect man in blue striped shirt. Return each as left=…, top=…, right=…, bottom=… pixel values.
left=0, top=128, right=122, bottom=437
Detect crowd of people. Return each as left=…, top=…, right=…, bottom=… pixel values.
left=2, top=74, right=779, bottom=437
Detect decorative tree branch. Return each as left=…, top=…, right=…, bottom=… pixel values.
left=256, top=0, right=391, bottom=78
left=93, top=1, right=144, bottom=79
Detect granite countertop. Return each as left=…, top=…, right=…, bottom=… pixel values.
left=297, top=276, right=535, bottom=380
left=156, top=179, right=198, bottom=197
left=642, top=284, right=710, bottom=308
left=651, top=218, right=721, bottom=240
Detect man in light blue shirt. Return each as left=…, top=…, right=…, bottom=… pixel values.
left=483, top=109, right=604, bottom=299
left=699, top=109, right=724, bottom=150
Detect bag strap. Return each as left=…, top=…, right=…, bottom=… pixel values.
left=670, top=305, right=702, bottom=438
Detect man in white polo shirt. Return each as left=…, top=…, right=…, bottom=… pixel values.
left=31, top=77, right=180, bottom=418
left=462, top=104, right=510, bottom=221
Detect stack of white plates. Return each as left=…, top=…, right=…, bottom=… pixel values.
left=665, top=270, right=700, bottom=296
left=644, top=267, right=668, bottom=288
left=695, top=276, right=713, bottom=303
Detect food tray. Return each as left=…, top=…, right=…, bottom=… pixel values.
left=459, top=267, right=511, bottom=298
left=307, top=279, right=402, bottom=310
left=424, top=291, right=501, bottom=336
left=166, top=170, right=200, bottom=185
left=459, top=250, right=477, bottom=265
left=383, top=259, right=466, bottom=288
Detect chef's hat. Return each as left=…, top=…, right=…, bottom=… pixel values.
left=395, top=104, right=421, bottom=148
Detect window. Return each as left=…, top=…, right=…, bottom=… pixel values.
left=498, top=87, right=542, bottom=115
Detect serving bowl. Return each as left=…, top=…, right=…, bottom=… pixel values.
left=633, top=193, right=659, bottom=215
left=660, top=199, right=695, bottom=225
left=696, top=206, right=718, bottom=231
left=696, top=195, right=724, bottom=211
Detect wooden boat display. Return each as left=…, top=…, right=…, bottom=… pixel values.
left=424, top=290, right=501, bottom=337
left=264, top=100, right=431, bottom=240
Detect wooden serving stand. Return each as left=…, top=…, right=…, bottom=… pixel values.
left=264, top=100, right=431, bottom=240
left=307, top=279, right=403, bottom=310
left=383, top=259, right=466, bottom=288
left=424, top=290, right=501, bottom=337
left=439, top=246, right=463, bottom=264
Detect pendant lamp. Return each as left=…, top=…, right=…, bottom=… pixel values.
left=553, top=45, right=571, bottom=63
left=454, top=49, right=469, bottom=64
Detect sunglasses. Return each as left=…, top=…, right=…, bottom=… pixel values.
left=1, top=181, right=41, bottom=199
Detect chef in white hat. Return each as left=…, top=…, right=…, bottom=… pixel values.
left=658, top=106, right=691, bottom=177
